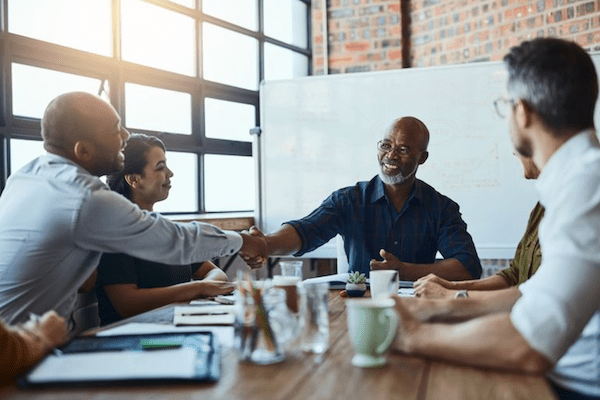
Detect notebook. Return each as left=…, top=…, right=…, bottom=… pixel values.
left=18, top=331, right=220, bottom=388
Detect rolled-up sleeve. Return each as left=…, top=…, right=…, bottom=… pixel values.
left=437, top=200, right=482, bottom=278
left=286, top=192, right=344, bottom=256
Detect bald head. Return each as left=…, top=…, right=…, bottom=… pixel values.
left=385, top=117, right=430, bottom=152
left=378, top=116, right=430, bottom=187
left=41, top=92, right=116, bottom=155
left=41, top=91, right=130, bottom=176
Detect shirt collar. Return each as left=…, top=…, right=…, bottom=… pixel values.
left=536, top=128, right=598, bottom=200
left=371, top=175, right=422, bottom=204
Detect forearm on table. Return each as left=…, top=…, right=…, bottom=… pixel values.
left=411, top=287, right=521, bottom=322
left=401, top=313, right=553, bottom=374
left=194, top=261, right=228, bottom=281
left=446, top=275, right=511, bottom=291
left=106, top=282, right=206, bottom=317
left=265, top=224, right=303, bottom=255
left=399, top=258, right=474, bottom=281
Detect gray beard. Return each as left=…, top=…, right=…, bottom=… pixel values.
left=379, top=170, right=411, bottom=185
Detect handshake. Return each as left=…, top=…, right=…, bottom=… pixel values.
left=239, top=226, right=270, bottom=269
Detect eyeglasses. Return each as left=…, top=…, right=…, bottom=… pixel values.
left=493, top=96, right=515, bottom=119
left=377, top=140, right=411, bottom=156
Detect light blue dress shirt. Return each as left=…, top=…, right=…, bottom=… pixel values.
left=0, top=153, right=242, bottom=325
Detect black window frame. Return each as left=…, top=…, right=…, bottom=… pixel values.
left=0, top=0, right=312, bottom=215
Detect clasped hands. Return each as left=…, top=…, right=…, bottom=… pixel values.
left=239, top=226, right=269, bottom=269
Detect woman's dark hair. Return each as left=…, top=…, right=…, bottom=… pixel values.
left=106, top=133, right=166, bottom=199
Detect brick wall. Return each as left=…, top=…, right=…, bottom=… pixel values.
left=312, top=0, right=403, bottom=74
left=312, top=0, right=600, bottom=73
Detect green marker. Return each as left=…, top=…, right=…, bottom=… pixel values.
left=140, top=338, right=184, bottom=350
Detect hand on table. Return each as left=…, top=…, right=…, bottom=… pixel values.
left=20, top=310, right=69, bottom=350
left=413, top=280, right=455, bottom=299
left=414, top=273, right=452, bottom=289
left=390, top=296, right=422, bottom=354
left=194, top=281, right=236, bottom=297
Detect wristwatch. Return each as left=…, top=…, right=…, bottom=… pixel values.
left=455, top=289, right=468, bottom=299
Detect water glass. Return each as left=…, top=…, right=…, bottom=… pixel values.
left=234, top=282, right=296, bottom=364
left=298, top=282, right=329, bottom=354
left=280, top=260, right=303, bottom=279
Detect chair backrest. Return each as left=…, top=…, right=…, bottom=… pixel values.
left=336, top=234, right=349, bottom=274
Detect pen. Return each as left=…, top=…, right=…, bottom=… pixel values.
left=179, top=312, right=229, bottom=316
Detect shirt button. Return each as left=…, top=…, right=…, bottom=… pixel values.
left=394, top=241, right=398, bottom=245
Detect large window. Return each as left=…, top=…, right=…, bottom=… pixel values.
left=0, top=0, right=310, bottom=214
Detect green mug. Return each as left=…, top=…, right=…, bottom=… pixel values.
left=346, top=298, right=398, bottom=367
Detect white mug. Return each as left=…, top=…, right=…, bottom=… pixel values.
left=369, top=270, right=399, bottom=299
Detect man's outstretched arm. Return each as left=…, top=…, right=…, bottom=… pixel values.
left=392, top=296, right=553, bottom=373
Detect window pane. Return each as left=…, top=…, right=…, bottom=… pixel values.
left=125, top=83, right=192, bottom=135
left=264, top=43, right=309, bottom=81
left=11, top=63, right=105, bottom=119
left=154, top=152, right=198, bottom=213
left=122, top=0, right=195, bottom=76
left=264, top=0, right=308, bottom=48
left=8, top=0, right=112, bottom=56
left=205, top=155, right=254, bottom=212
left=10, top=139, right=45, bottom=173
left=203, top=23, right=258, bottom=90
left=202, top=0, right=257, bottom=31
left=205, top=99, right=255, bottom=141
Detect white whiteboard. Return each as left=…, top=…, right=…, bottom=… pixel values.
left=257, top=53, right=600, bottom=259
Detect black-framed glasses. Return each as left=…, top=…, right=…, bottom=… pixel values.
left=493, top=96, right=515, bottom=119
left=377, top=140, right=411, bottom=156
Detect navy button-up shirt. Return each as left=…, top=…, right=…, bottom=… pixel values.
left=285, top=175, right=481, bottom=278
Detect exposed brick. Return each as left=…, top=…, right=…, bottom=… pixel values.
left=313, top=0, right=600, bottom=73
left=388, top=49, right=403, bottom=60
left=329, top=55, right=354, bottom=66
left=388, top=3, right=400, bottom=13
left=345, top=41, right=371, bottom=51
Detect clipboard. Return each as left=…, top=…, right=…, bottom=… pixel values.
left=18, top=331, right=220, bottom=388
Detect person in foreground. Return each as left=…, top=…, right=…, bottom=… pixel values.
left=96, top=133, right=235, bottom=325
left=0, top=311, right=68, bottom=384
left=241, top=117, right=481, bottom=281
left=391, top=38, right=600, bottom=400
left=0, top=92, right=266, bottom=327
left=413, top=154, right=543, bottom=299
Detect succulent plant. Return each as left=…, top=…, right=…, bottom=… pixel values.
left=347, top=271, right=367, bottom=284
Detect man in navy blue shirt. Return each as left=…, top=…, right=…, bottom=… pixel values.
left=242, top=117, right=481, bottom=280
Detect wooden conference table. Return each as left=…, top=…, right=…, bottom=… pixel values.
left=0, top=290, right=557, bottom=400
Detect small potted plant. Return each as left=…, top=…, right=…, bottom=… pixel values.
left=345, top=272, right=367, bottom=297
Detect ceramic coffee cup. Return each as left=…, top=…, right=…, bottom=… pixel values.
left=369, top=270, right=399, bottom=299
left=346, top=298, right=398, bottom=367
